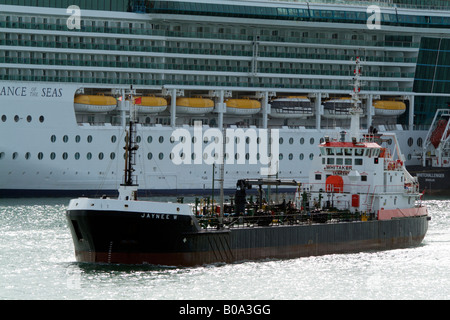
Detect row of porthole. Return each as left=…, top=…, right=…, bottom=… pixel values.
left=51, top=134, right=93, bottom=143
left=1, top=114, right=45, bottom=123
left=0, top=150, right=315, bottom=161
left=150, top=152, right=315, bottom=161
left=3, top=150, right=413, bottom=163
left=148, top=136, right=318, bottom=145
left=0, top=151, right=117, bottom=161
left=48, top=134, right=320, bottom=145
left=45, top=134, right=425, bottom=149
left=407, top=137, right=423, bottom=147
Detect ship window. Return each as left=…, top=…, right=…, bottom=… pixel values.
left=39, top=116, right=44, bottom=123
left=289, top=137, right=294, bottom=144
left=355, top=149, right=364, bottom=156
left=27, top=115, right=32, bottom=122
left=50, top=152, right=56, bottom=160
left=110, top=152, right=115, bottom=160
left=279, top=153, right=283, bottom=160
left=111, top=135, right=117, bottom=143
left=1, top=115, right=6, bottom=122
left=315, top=174, right=321, bottom=180
left=87, top=152, right=92, bottom=160
left=326, top=148, right=334, bottom=155
left=299, top=153, right=304, bottom=160
left=51, top=135, right=56, bottom=143
left=335, top=148, right=343, bottom=155
left=63, top=135, right=68, bottom=143
left=345, top=158, right=352, bottom=165
left=0, top=152, right=4, bottom=159
left=63, top=152, right=68, bottom=160
left=289, top=153, right=293, bottom=160
left=75, top=152, right=80, bottom=160
left=310, top=138, right=314, bottom=145
left=12, top=152, right=18, bottom=160
left=327, top=158, right=334, bottom=164
left=279, top=137, right=283, bottom=144
left=361, top=175, right=367, bottom=182
left=147, top=152, right=153, bottom=160
left=25, top=152, right=30, bottom=160
left=417, top=138, right=423, bottom=147
left=38, top=152, right=43, bottom=160
left=87, top=135, right=93, bottom=143
left=408, top=137, right=413, bottom=147
left=14, top=115, right=19, bottom=122
left=75, top=135, right=80, bottom=143
left=344, top=148, right=352, bottom=156
left=300, top=138, right=304, bottom=145
left=159, top=152, right=164, bottom=160
left=98, top=152, right=104, bottom=160
left=159, top=136, right=164, bottom=143
left=147, top=136, right=153, bottom=143
left=336, top=158, right=343, bottom=165
left=322, top=158, right=325, bottom=164
left=355, top=159, right=363, bottom=165
left=309, top=153, right=314, bottom=160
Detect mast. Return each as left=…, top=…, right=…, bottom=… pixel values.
left=349, top=57, right=363, bottom=142
left=122, top=119, right=139, bottom=187
left=118, top=88, right=139, bottom=200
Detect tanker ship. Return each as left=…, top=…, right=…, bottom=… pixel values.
left=66, top=64, right=429, bottom=266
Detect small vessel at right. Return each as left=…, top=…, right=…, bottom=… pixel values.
left=408, top=109, right=450, bottom=195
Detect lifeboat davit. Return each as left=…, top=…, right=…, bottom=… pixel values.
left=74, top=94, right=117, bottom=113
left=133, top=96, right=167, bottom=114
left=176, top=97, right=214, bottom=114
left=270, top=96, right=313, bottom=118
left=322, top=98, right=362, bottom=119
left=373, top=100, right=406, bottom=116
left=226, top=98, right=261, bottom=115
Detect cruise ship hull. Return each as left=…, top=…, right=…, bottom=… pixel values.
left=67, top=208, right=428, bottom=266
left=0, top=81, right=427, bottom=197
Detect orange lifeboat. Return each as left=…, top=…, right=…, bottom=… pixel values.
left=326, top=175, right=344, bottom=193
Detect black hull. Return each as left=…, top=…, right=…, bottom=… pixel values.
left=407, top=165, right=450, bottom=196
left=66, top=209, right=429, bottom=267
